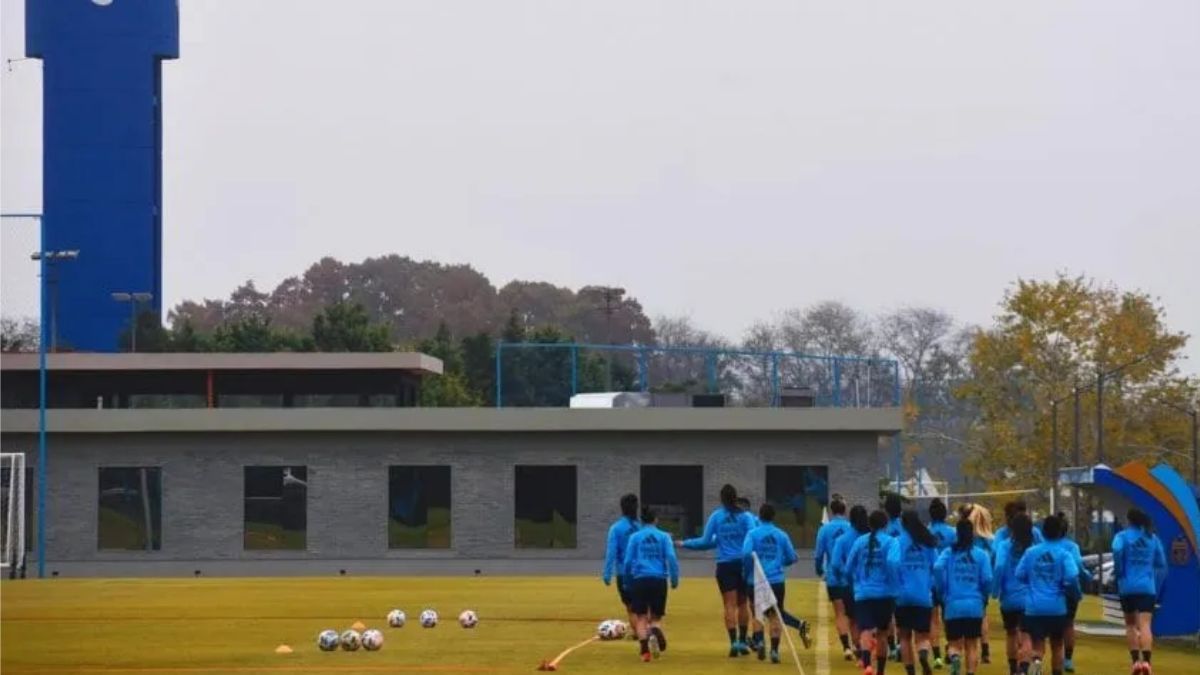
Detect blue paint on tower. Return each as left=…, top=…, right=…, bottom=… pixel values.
left=26, top=0, right=178, bottom=351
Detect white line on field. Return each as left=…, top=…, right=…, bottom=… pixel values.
left=815, top=583, right=830, bottom=675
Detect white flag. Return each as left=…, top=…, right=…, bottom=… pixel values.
left=821, top=506, right=829, bottom=525
left=751, top=552, right=778, bottom=621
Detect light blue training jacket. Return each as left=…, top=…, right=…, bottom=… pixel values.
left=623, top=524, right=680, bottom=587
left=930, top=521, right=957, bottom=552
left=934, top=546, right=993, bottom=620
left=992, top=538, right=1032, bottom=611
left=683, top=507, right=757, bottom=564
left=1112, top=526, right=1167, bottom=597
left=814, top=516, right=853, bottom=578
left=828, top=527, right=863, bottom=588
left=602, top=516, right=640, bottom=585
left=846, top=532, right=898, bottom=601
left=742, top=522, right=799, bottom=585
left=1014, top=540, right=1079, bottom=616
left=996, top=525, right=1044, bottom=545
left=886, top=531, right=937, bottom=608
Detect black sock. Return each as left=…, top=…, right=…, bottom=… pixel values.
left=1130, top=649, right=1140, bottom=663
left=840, top=633, right=851, bottom=650
left=981, top=642, right=990, bottom=658
left=932, top=646, right=942, bottom=659
left=1008, top=658, right=1017, bottom=673
left=771, top=637, right=780, bottom=651
left=1142, top=650, right=1151, bottom=663
left=639, top=639, right=649, bottom=655
left=862, top=649, right=873, bottom=668
left=905, top=665, right=916, bottom=675
left=1019, top=661, right=1029, bottom=674
left=1052, top=670, right=1063, bottom=675
left=876, top=656, right=888, bottom=674
left=919, top=648, right=932, bottom=675
left=1065, top=646, right=1074, bottom=659
left=888, top=635, right=897, bottom=650
left=753, top=630, right=764, bottom=646
left=738, top=625, right=748, bottom=642
left=728, top=628, right=737, bottom=645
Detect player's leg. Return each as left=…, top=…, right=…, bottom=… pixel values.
left=630, top=579, right=653, bottom=662
left=899, top=625, right=916, bottom=673
left=617, top=575, right=638, bottom=641
left=980, top=613, right=991, bottom=664
left=834, top=593, right=855, bottom=660
left=1049, top=627, right=1065, bottom=675
left=944, top=620, right=964, bottom=675
left=930, top=604, right=945, bottom=669
left=715, top=561, right=744, bottom=656
left=915, top=619, right=934, bottom=675
left=649, top=579, right=668, bottom=656
left=1136, top=607, right=1154, bottom=672
left=1062, top=596, right=1077, bottom=671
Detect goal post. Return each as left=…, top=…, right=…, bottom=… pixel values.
left=2, top=452, right=29, bottom=578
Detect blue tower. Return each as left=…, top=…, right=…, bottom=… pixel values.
left=25, top=0, right=179, bottom=351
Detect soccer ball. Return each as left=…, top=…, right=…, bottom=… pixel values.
left=386, top=609, right=406, bottom=628
left=361, top=629, right=384, bottom=651
left=419, top=609, right=438, bottom=628
left=614, top=620, right=630, bottom=638
left=317, top=629, right=340, bottom=651
left=597, top=620, right=620, bottom=640
left=458, top=610, right=478, bottom=628
left=339, top=629, right=361, bottom=651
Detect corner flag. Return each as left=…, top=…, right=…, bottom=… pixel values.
left=751, top=552, right=777, bottom=621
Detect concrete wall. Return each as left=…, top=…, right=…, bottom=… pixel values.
left=1, top=429, right=881, bottom=576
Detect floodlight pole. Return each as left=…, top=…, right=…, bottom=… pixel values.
left=111, top=292, right=154, bottom=352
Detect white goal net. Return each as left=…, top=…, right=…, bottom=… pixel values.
left=2, top=452, right=29, bottom=577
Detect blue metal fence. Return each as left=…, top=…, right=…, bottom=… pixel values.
left=494, top=342, right=901, bottom=409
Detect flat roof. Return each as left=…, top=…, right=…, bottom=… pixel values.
left=0, top=406, right=902, bottom=434
left=0, top=352, right=443, bottom=376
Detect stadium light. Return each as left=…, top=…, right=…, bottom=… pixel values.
left=111, top=292, right=155, bottom=352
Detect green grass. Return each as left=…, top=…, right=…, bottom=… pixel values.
left=388, top=508, right=452, bottom=548
left=1, top=577, right=1195, bottom=674
left=243, top=522, right=306, bottom=550
left=514, top=512, right=576, bottom=548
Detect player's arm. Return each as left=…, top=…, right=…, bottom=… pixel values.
left=933, top=549, right=949, bottom=598
left=1014, top=546, right=1030, bottom=584
left=1062, top=551, right=1081, bottom=601
left=682, top=511, right=718, bottom=550
left=978, top=549, right=993, bottom=596
left=1111, top=533, right=1125, bottom=583
left=992, top=543, right=1007, bottom=599
left=782, top=531, right=798, bottom=568
left=602, top=524, right=618, bottom=585
left=622, top=534, right=637, bottom=580
left=813, top=525, right=828, bottom=577
left=666, top=535, right=680, bottom=589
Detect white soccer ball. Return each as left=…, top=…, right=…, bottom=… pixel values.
left=386, top=609, right=406, bottom=628
left=614, top=620, right=630, bottom=638
left=317, top=629, right=340, bottom=651
left=361, top=629, right=384, bottom=651
left=419, top=609, right=438, bottom=628
left=458, top=609, right=478, bottom=629
left=597, top=620, right=620, bottom=640
left=339, top=629, right=361, bottom=651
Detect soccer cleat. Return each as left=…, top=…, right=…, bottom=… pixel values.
left=949, top=654, right=962, bottom=675
left=757, top=640, right=767, bottom=661
left=648, top=635, right=660, bottom=659
left=844, top=647, right=857, bottom=661
left=798, top=620, right=813, bottom=649
left=1029, top=658, right=1043, bottom=675
left=640, top=652, right=652, bottom=663
left=735, top=641, right=752, bottom=656
left=1142, top=663, right=1153, bottom=675
left=933, top=656, right=944, bottom=670
left=863, top=665, right=876, bottom=675
left=890, top=645, right=902, bottom=662
left=1063, top=657, right=1074, bottom=672
left=770, top=649, right=781, bottom=664
left=650, top=627, right=667, bottom=653
left=729, top=645, right=740, bottom=658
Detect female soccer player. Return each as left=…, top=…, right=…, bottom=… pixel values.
left=816, top=497, right=855, bottom=660
left=679, top=483, right=757, bottom=657
left=927, top=498, right=956, bottom=669
left=934, top=519, right=992, bottom=675
left=1015, top=515, right=1080, bottom=675
left=623, top=506, right=680, bottom=663
left=742, top=504, right=813, bottom=663
left=1054, top=515, right=1091, bottom=673
left=1112, top=508, right=1167, bottom=674
left=831, top=504, right=871, bottom=662
left=846, top=510, right=898, bottom=675
left=993, top=512, right=1034, bottom=675
left=887, top=509, right=939, bottom=675
left=602, top=493, right=641, bottom=634
left=965, top=504, right=996, bottom=664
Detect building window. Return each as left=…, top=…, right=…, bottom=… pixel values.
left=640, top=465, right=703, bottom=539
left=388, top=466, right=451, bottom=548
left=765, top=465, right=829, bottom=548
left=244, top=466, right=307, bottom=550
left=98, top=467, right=162, bottom=551
left=514, top=466, right=576, bottom=549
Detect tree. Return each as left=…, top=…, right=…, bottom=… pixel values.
left=959, top=275, right=1193, bottom=496
left=878, top=307, right=956, bottom=394
left=209, top=315, right=308, bottom=352
left=117, top=310, right=172, bottom=353
left=460, top=331, right=496, bottom=405
left=311, top=302, right=391, bottom=352
left=1, top=316, right=39, bottom=353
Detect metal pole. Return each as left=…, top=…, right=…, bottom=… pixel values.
left=130, top=300, right=138, bottom=353
left=570, top=345, right=578, bottom=396
left=37, top=226, right=48, bottom=579
left=1073, top=384, right=1081, bottom=532
left=49, top=269, right=58, bottom=353
left=1096, top=371, right=1104, bottom=464
left=494, top=343, right=503, bottom=408
left=1192, top=410, right=1198, bottom=486
left=1051, top=400, right=1059, bottom=514
left=833, top=359, right=842, bottom=407
left=770, top=353, right=780, bottom=407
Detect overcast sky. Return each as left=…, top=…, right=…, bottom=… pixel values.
left=3, top=0, right=1198, bottom=370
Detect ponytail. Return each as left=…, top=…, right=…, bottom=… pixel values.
left=953, top=519, right=975, bottom=552
left=720, top=484, right=739, bottom=512
left=1010, top=513, right=1034, bottom=557
left=902, top=509, right=938, bottom=548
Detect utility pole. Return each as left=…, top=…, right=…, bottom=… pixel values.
left=111, top=292, right=154, bottom=352
left=593, top=286, right=625, bottom=391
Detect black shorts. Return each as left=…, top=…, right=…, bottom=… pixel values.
left=1022, top=614, right=1067, bottom=642
left=944, top=617, right=983, bottom=641
left=827, top=585, right=849, bottom=603
left=854, top=598, right=895, bottom=631
left=1120, top=594, right=1156, bottom=615
left=1001, top=609, right=1024, bottom=633
left=771, top=583, right=787, bottom=612
left=615, top=575, right=633, bottom=607
left=1065, top=597, right=1079, bottom=621
left=715, top=560, right=747, bottom=596
left=894, top=605, right=932, bottom=632
left=629, top=577, right=668, bottom=618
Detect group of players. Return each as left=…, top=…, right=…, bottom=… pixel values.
left=601, top=485, right=1166, bottom=675
left=815, top=494, right=1168, bottom=675
left=601, top=484, right=812, bottom=664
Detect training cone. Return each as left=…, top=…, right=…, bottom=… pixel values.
left=351, top=620, right=367, bottom=632
left=274, top=645, right=293, bottom=655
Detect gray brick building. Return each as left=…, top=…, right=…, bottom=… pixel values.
left=0, top=354, right=901, bottom=577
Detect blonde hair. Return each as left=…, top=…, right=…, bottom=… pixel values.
left=964, top=503, right=994, bottom=539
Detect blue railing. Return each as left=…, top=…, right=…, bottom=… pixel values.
left=494, top=342, right=901, bottom=409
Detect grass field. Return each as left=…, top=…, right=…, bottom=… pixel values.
left=2, top=577, right=1196, bottom=674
